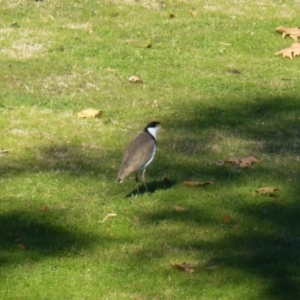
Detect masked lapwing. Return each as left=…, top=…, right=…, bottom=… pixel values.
left=117, top=121, right=161, bottom=194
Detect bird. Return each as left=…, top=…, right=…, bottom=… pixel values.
left=117, top=121, right=161, bottom=194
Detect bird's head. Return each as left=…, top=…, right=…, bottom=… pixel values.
left=144, top=121, right=161, bottom=139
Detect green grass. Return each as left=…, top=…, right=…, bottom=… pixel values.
left=1, top=0, right=300, bottom=299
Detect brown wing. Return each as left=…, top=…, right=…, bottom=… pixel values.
left=118, top=132, right=155, bottom=180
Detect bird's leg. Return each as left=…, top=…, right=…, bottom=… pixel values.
left=135, top=172, right=140, bottom=195
left=141, top=169, right=149, bottom=193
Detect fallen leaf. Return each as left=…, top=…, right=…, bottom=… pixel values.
left=173, top=205, right=187, bottom=212
left=171, top=262, right=195, bottom=273
left=40, top=206, right=50, bottom=212
left=99, top=212, right=117, bottom=223
left=18, top=244, right=27, bottom=250
left=77, top=108, right=102, bottom=118
left=190, top=11, right=198, bottom=17
left=169, top=13, right=175, bottom=18
left=276, top=26, right=300, bottom=41
left=216, top=155, right=258, bottom=168
left=182, top=180, right=213, bottom=187
left=275, top=43, right=300, bottom=59
left=223, top=214, right=231, bottom=223
left=256, top=187, right=279, bottom=196
left=128, top=39, right=151, bottom=48
left=129, top=75, right=143, bottom=83
left=239, top=155, right=258, bottom=167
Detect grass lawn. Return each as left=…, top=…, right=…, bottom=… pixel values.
left=1, top=0, right=300, bottom=299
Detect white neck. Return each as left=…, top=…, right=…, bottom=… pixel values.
left=147, top=126, right=159, bottom=139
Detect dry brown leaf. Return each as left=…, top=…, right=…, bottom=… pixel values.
left=182, top=180, right=213, bottom=187
left=239, top=155, right=259, bottom=167
left=173, top=205, right=187, bottom=212
left=223, top=214, right=231, bottom=223
left=77, top=108, right=102, bottom=118
left=40, top=206, right=50, bottom=212
left=275, top=43, right=300, bottom=59
left=129, top=75, right=143, bottom=83
left=171, top=262, right=195, bottom=273
left=256, top=187, right=279, bottom=196
left=169, top=13, right=175, bottom=18
left=190, top=11, right=198, bottom=17
left=216, top=155, right=258, bottom=168
left=276, top=26, right=300, bottom=41
left=18, top=244, right=27, bottom=250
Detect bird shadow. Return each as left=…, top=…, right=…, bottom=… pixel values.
left=125, top=178, right=176, bottom=198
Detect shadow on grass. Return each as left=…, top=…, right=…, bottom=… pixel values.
left=167, top=94, right=300, bottom=156
left=125, top=178, right=176, bottom=197
left=131, top=94, right=300, bottom=299
left=135, top=200, right=300, bottom=299
left=0, top=207, right=100, bottom=270
left=203, top=202, right=300, bottom=299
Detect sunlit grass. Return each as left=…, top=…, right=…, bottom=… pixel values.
left=1, top=0, right=300, bottom=299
